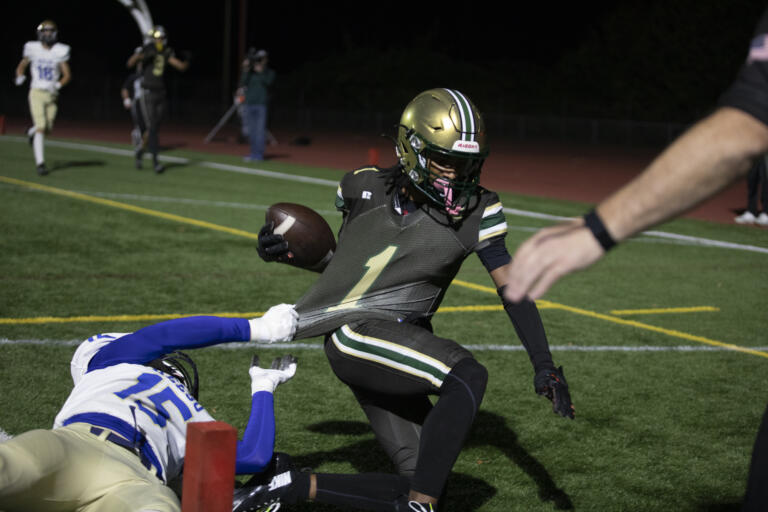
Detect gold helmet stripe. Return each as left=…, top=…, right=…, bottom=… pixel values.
left=444, top=88, right=475, bottom=142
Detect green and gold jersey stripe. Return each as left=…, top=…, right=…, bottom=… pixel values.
left=479, top=202, right=507, bottom=241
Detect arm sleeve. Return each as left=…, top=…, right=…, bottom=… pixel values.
left=235, top=391, right=276, bottom=474
left=88, top=316, right=251, bottom=371
left=719, top=8, right=768, bottom=126
left=497, top=287, right=554, bottom=373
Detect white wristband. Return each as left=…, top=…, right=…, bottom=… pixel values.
left=251, top=378, right=277, bottom=394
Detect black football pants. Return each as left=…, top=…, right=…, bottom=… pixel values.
left=325, top=319, right=488, bottom=498
left=137, top=89, right=166, bottom=163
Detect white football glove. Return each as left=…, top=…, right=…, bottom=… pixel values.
left=123, top=97, right=132, bottom=109
left=248, top=303, right=298, bottom=343
left=249, top=354, right=297, bottom=394
left=14, top=75, right=26, bottom=86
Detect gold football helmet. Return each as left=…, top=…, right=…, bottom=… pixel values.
left=36, top=20, right=58, bottom=46
left=396, top=88, right=489, bottom=218
left=148, top=25, right=167, bottom=50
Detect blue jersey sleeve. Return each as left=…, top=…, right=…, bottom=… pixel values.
left=88, top=316, right=251, bottom=372
left=235, top=391, right=276, bottom=474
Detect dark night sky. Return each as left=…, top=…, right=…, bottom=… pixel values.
left=2, top=2, right=616, bottom=76
left=1, top=1, right=766, bottom=121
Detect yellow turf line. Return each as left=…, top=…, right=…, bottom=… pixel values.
left=0, top=176, right=259, bottom=241
left=611, top=306, right=719, bottom=315
left=450, top=280, right=767, bottom=360
left=2, top=177, right=764, bottom=359
left=0, top=306, right=503, bottom=324
left=0, top=312, right=266, bottom=325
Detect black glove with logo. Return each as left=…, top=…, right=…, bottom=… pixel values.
left=534, top=366, right=575, bottom=419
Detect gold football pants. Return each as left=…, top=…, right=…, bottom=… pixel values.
left=28, top=88, right=58, bottom=132
left=0, top=423, right=179, bottom=512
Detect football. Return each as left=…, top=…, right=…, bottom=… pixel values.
left=265, top=202, right=336, bottom=270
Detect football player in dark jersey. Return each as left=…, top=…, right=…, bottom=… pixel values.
left=257, top=88, right=574, bottom=511
left=126, top=26, right=189, bottom=173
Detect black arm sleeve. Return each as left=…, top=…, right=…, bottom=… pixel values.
left=497, top=286, right=554, bottom=373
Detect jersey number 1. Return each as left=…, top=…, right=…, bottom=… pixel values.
left=327, top=245, right=397, bottom=311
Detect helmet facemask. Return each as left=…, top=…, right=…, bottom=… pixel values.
left=148, top=351, right=199, bottom=400
left=396, top=89, right=488, bottom=220
left=149, top=26, right=167, bottom=51
left=37, top=21, right=58, bottom=46
left=400, top=131, right=484, bottom=218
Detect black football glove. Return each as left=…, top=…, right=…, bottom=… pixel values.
left=257, top=221, right=293, bottom=263
left=534, top=366, right=575, bottom=419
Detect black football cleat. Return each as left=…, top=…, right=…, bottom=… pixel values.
left=395, top=497, right=437, bottom=511
left=36, top=163, right=48, bottom=176
left=154, top=162, right=165, bottom=174
left=232, top=469, right=298, bottom=512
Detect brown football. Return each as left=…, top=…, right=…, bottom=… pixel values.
left=265, top=202, right=336, bottom=269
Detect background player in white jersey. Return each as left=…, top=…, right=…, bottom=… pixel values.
left=0, top=304, right=298, bottom=512
left=14, top=20, right=71, bottom=176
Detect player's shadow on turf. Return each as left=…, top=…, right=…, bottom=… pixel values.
left=50, top=160, right=105, bottom=171
left=466, top=410, right=574, bottom=510
left=468, top=410, right=574, bottom=510
left=156, top=161, right=189, bottom=173
left=300, top=418, right=574, bottom=510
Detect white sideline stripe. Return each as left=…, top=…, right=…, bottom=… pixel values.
left=0, top=186, right=725, bottom=249
left=501, top=208, right=768, bottom=254
left=0, top=185, right=341, bottom=215
left=3, top=136, right=766, bottom=255
left=2, top=338, right=766, bottom=353
left=641, top=230, right=768, bottom=254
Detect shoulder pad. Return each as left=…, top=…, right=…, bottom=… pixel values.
left=70, top=333, right=129, bottom=385
left=23, top=41, right=39, bottom=57
left=55, top=43, right=71, bottom=60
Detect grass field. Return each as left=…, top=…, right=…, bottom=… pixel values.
left=1, top=136, right=767, bottom=511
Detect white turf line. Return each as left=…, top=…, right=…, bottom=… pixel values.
left=2, top=136, right=768, bottom=255
left=2, top=338, right=767, bottom=353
